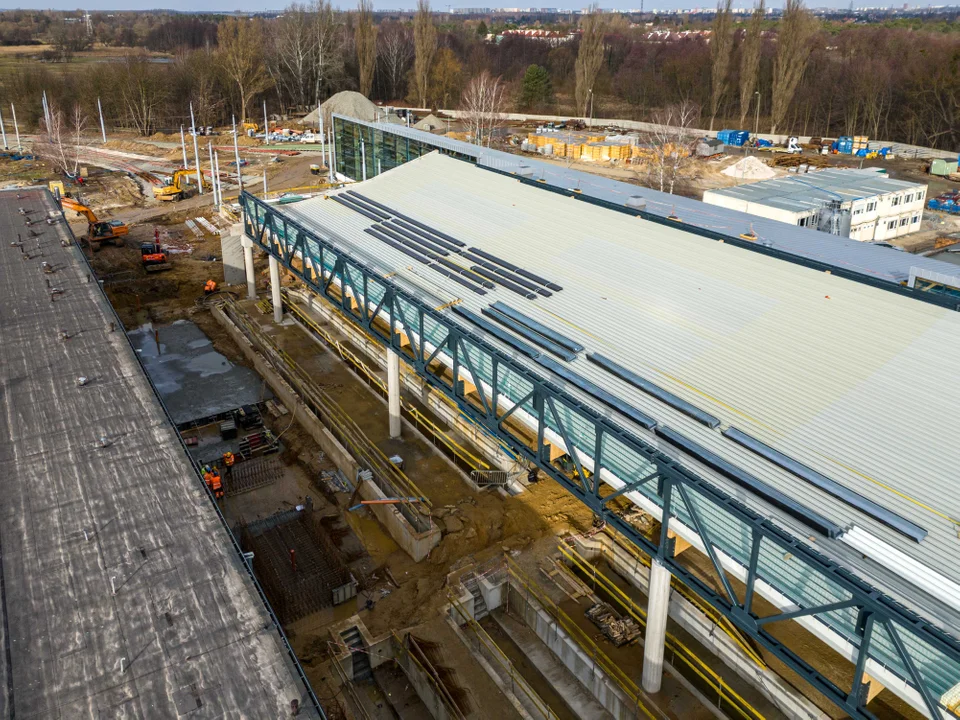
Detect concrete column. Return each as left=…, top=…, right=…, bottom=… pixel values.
left=241, top=236, right=256, bottom=300
left=387, top=349, right=401, bottom=438
left=641, top=559, right=672, bottom=694
left=268, top=254, right=283, bottom=324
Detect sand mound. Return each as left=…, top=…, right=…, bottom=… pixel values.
left=722, top=155, right=776, bottom=180
left=303, top=91, right=377, bottom=127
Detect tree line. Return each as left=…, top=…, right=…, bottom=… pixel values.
left=0, top=4, right=957, bottom=150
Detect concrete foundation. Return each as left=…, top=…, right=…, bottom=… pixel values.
left=356, top=472, right=440, bottom=562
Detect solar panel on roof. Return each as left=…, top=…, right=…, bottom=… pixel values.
left=340, top=194, right=392, bottom=220
left=377, top=223, right=451, bottom=256
left=452, top=306, right=540, bottom=359
left=537, top=356, right=657, bottom=430
left=654, top=426, right=841, bottom=538
left=390, top=219, right=463, bottom=253
left=482, top=307, right=577, bottom=361
left=491, top=302, right=583, bottom=353
left=722, top=428, right=927, bottom=542
left=588, top=353, right=720, bottom=429
left=365, top=227, right=487, bottom=295
left=331, top=195, right=382, bottom=223
left=469, top=266, right=538, bottom=299
left=469, top=247, right=562, bottom=292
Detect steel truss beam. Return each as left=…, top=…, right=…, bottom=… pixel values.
left=241, top=191, right=958, bottom=720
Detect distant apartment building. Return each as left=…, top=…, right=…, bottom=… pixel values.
left=702, top=168, right=928, bottom=242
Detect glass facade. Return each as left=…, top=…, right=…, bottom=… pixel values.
left=334, top=116, right=477, bottom=181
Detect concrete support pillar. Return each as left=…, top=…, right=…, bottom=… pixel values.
left=268, top=254, right=282, bottom=324
left=241, top=236, right=256, bottom=300
left=387, top=349, right=401, bottom=438
left=642, top=559, right=672, bottom=694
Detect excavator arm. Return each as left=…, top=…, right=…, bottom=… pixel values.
left=60, top=197, right=98, bottom=224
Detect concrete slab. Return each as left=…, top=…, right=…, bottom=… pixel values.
left=128, top=319, right=270, bottom=425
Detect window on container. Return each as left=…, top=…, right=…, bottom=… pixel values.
left=912, top=214, right=921, bottom=224
left=892, top=196, right=901, bottom=206
left=867, top=201, right=876, bottom=211
left=888, top=220, right=897, bottom=230
left=904, top=193, right=913, bottom=203
left=900, top=217, right=908, bottom=227
left=798, top=217, right=809, bottom=227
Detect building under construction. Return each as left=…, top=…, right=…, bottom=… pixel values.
left=236, top=124, right=960, bottom=720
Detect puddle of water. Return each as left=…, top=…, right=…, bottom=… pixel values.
left=344, top=510, right=398, bottom=563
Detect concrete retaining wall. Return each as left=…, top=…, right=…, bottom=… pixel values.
left=505, top=583, right=638, bottom=720
left=357, top=473, right=441, bottom=562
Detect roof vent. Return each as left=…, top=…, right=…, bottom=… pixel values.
left=626, top=196, right=647, bottom=210
left=516, top=165, right=534, bottom=178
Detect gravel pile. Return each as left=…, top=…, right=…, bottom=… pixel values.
left=303, top=91, right=378, bottom=128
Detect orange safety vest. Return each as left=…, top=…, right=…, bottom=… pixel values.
left=211, top=474, right=223, bottom=498
left=204, top=280, right=217, bottom=293
left=223, top=452, right=235, bottom=466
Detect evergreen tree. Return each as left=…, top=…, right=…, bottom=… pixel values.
left=520, top=64, right=552, bottom=109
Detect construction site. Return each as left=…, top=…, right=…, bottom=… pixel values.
left=2, top=100, right=960, bottom=720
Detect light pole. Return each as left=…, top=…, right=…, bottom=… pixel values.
left=588, top=88, right=595, bottom=128
left=754, top=90, right=761, bottom=139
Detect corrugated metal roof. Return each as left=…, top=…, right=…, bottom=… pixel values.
left=341, top=115, right=958, bottom=287
left=282, top=152, right=960, bottom=627
left=704, top=167, right=925, bottom=213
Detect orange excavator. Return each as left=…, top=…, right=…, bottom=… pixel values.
left=60, top=197, right=129, bottom=249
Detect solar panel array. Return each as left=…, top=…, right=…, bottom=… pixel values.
left=336, top=190, right=563, bottom=300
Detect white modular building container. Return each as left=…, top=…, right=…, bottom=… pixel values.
left=702, top=167, right=927, bottom=241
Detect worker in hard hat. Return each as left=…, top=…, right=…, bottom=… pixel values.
left=210, top=472, right=223, bottom=500
left=204, top=279, right=217, bottom=294
left=223, top=451, right=235, bottom=467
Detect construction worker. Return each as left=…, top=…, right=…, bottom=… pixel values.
left=223, top=451, right=235, bottom=467
left=204, top=279, right=217, bottom=294
left=210, top=472, right=223, bottom=500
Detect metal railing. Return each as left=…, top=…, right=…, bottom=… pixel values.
left=505, top=556, right=662, bottom=720
left=557, top=542, right=767, bottom=720
left=448, top=592, right=561, bottom=720
left=392, top=632, right=468, bottom=720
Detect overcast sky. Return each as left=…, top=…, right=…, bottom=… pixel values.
left=0, top=0, right=932, bottom=12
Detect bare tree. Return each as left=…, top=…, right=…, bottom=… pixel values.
left=378, top=21, right=414, bottom=101
left=460, top=71, right=506, bottom=147
left=738, top=0, right=765, bottom=128
left=575, top=5, right=606, bottom=119
left=647, top=101, right=700, bottom=194
left=275, top=3, right=317, bottom=111
left=413, top=0, right=437, bottom=108
left=709, top=0, right=733, bottom=131
left=35, top=101, right=85, bottom=176
left=116, top=55, right=168, bottom=135
left=770, top=0, right=818, bottom=135
left=313, top=0, right=344, bottom=104
left=355, top=0, right=377, bottom=98
left=217, top=17, right=274, bottom=125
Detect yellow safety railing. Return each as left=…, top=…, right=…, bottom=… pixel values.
left=222, top=297, right=431, bottom=514
left=558, top=542, right=766, bottom=720
left=279, top=293, right=495, bottom=474
left=505, top=556, right=662, bottom=720
left=448, top=592, right=562, bottom=720
left=599, top=527, right=767, bottom=669
left=391, top=632, right=468, bottom=720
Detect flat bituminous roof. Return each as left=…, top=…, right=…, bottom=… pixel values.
left=0, top=189, right=316, bottom=719
left=704, top=167, right=926, bottom=214
left=283, top=153, right=960, bottom=630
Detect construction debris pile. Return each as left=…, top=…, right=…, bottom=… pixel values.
left=585, top=601, right=642, bottom=647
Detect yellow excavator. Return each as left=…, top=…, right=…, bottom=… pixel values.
left=153, top=168, right=208, bottom=202
left=60, top=197, right=129, bottom=249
